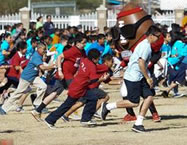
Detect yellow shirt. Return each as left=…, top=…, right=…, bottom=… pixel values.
left=52, top=35, right=60, bottom=45
left=182, top=16, right=187, bottom=27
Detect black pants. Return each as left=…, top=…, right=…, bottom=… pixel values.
left=45, top=89, right=98, bottom=125
left=45, top=96, right=78, bottom=125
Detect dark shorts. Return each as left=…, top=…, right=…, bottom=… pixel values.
left=44, top=79, right=72, bottom=97
left=78, top=88, right=107, bottom=104
left=123, top=78, right=155, bottom=104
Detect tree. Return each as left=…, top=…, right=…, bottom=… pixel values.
left=0, top=0, right=101, bottom=15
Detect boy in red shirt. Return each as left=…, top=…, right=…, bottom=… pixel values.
left=61, top=54, right=113, bottom=121
left=31, top=35, right=87, bottom=120
left=0, top=41, right=28, bottom=104
left=45, top=49, right=109, bottom=128
left=43, top=35, right=86, bottom=98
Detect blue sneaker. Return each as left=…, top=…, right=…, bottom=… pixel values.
left=0, top=106, right=6, bottom=115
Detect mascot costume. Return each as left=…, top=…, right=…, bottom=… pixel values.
left=111, top=2, right=164, bottom=122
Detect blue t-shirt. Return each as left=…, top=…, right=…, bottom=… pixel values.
left=161, top=43, right=171, bottom=58
left=0, top=40, right=10, bottom=65
left=21, top=51, right=43, bottom=82
left=103, top=41, right=113, bottom=56
left=26, top=46, right=35, bottom=59
left=54, top=43, right=65, bottom=61
left=84, top=42, right=92, bottom=52
left=86, top=41, right=105, bottom=55
left=168, top=41, right=185, bottom=66
left=182, top=44, right=187, bottom=57
left=171, top=40, right=185, bottom=57
left=182, top=56, right=187, bottom=64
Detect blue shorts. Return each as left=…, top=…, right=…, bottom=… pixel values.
left=124, top=78, right=155, bottom=104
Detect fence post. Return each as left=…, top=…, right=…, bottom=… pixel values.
left=19, top=7, right=30, bottom=32
left=96, top=4, right=107, bottom=33
left=175, top=9, right=184, bottom=26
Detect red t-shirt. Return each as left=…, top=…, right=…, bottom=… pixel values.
left=88, top=64, right=110, bottom=89
left=130, top=34, right=164, bottom=53
left=68, top=58, right=99, bottom=98
left=55, top=46, right=85, bottom=80
left=7, top=52, right=28, bottom=79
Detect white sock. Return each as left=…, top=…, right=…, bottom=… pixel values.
left=106, top=102, right=117, bottom=111
left=135, top=115, right=144, bottom=126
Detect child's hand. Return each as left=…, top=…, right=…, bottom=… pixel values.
left=99, top=73, right=110, bottom=82
left=146, top=78, right=153, bottom=89
left=58, top=70, right=64, bottom=80
left=51, top=63, right=57, bottom=69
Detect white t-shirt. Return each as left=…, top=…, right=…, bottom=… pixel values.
left=124, top=39, right=152, bottom=82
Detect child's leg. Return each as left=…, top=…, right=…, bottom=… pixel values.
left=2, top=78, right=30, bottom=113
left=167, top=82, right=178, bottom=94
left=18, top=94, right=28, bottom=107
left=138, top=96, right=153, bottom=118
left=35, top=92, right=57, bottom=113
left=0, top=68, right=7, bottom=87
left=45, top=96, right=78, bottom=125
left=96, top=95, right=109, bottom=111
left=32, top=77, right=47, bottom=106
left=64, top=101, right=84, bottom=117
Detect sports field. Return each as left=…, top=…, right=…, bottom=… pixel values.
left=0, top=84, right=187, bottom=145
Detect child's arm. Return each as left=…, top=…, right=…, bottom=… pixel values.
left=2, top=50, right=10, bottom=56
left=15, top=66, right=23, bottom=74
left=57, top=53, right=64, bottom=79
left=39, top=63, right=56, bottom=71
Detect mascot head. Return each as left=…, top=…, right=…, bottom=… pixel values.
left=111, top=2, right=154, bottom=51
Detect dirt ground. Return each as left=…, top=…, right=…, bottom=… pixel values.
left=0, top=84, right=187, bottom=145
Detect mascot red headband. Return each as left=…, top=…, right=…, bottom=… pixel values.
left=117, top=7, right=143, bottom=19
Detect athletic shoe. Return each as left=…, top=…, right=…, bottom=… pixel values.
left=152, top=113, right=161, bottom=122
left=0, top=106, right=6, bottom=115
left=16, top=106, right=24, bottom=113
left=81, top=120, right=97, bottom=127
left=44, top=120, right=56, bottom=129
left=161, top=91, right=168, bottom=98
left=132, top=124, right=146, bottom=133
left=61, top=115, right=69, bottom=122
left=101, top=102, right=110, bottom=120
left=93, top=112, right=101, bottom=119
left=33, top=105, right=49, bottom=114
left=41, top=107, right=49, bottom=114
left=123, top=114, right=137, bottom=122
left=173, top=93, right=184, bottom=98
left=31, top=110, right=42, bottom=122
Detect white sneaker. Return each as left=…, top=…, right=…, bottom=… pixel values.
left=173, top=93, right=184, bottom=98
left=93, top=112, right=101, bottom=119
left=16, top=106, right=24, bottom=113
left=81, top=120, right=97, bottom=127
left=44, top=120, right=56, bottom=129
left=31, top=110, right=42, bottom=122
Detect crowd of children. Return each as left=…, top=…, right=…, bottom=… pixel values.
left=0, top=15, right=186, bottom=133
